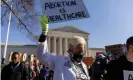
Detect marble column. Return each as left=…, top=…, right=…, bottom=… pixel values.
left=53, top=37, right=56, bottom=54
left=48, top=37, right=51, bottom=52
left=59, top=37, right=62, bottom=55
left=86, top=39, right=89, bottom=57
left=64, top=38, right=68, bottom=55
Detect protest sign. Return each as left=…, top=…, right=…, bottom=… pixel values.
left=22, top=53, right=27, bottom=62
left=41, top=0, right=89, bottom=23
left=123, top=70, right=133, bottom=80
left=105, top=44, right=124, bottom=57
left=8, top=52, right=13, bottom=61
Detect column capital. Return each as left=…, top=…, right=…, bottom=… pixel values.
left=54, top=36, right=57, bottom=39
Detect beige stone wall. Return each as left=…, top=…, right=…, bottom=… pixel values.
left=1, top=26, right=90, bottom=62
left=1, top=44, right=105, bottom=63
left=47, top=30, right=89, bottom=57
left=1, top=45, right=37, bottom=63
left=88, top=48, right=105, bottom=58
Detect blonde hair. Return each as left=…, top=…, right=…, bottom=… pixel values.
left=68, top=36, right=86, bottom=50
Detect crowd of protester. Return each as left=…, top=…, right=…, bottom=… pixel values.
left=1, top=15, right=133, bottom=80
left=1, top=36, right=133, bottom=80
left=1, top=53, right=54, bottom=80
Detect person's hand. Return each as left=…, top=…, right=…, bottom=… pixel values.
left=40, top=16, right=49, bottom=35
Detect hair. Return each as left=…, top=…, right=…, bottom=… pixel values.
left=126, top=36, right=133, bottom=50
left=12, top=52, right=20, bottom=56
left=68, top=36, right=86, bottom=50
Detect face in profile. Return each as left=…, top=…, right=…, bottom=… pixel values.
left=128, top=44, right=133, bottom=56
left=11, top=53, right=20, bottom=64
left=126, top=36, right=133, bottom=56
left=73, top=43, right=85, bottom=54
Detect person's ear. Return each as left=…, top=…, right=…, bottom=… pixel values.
left=131, top=45, right=133, bottom=52
left=129, top=45, right=133, bottom=52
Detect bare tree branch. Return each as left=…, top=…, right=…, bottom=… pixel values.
left=1, top=0, right=36, bottom=38
left=1, top=0, right=40, bottom=41
left=21, top=0, right=29, bottom=15
left=1, top=8, right=8, bottom=24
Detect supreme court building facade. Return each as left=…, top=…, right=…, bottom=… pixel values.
left=1, top=26, right=105, bottom=62
left=1, top=26, right=89, bottom=62
left=46, top=26, right=89, bottom=56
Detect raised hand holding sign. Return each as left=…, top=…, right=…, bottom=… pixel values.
left=40, top=16, right=49, bottom=35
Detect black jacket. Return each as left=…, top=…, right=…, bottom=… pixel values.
left=1, top=62, right=29, bottom=80
left=105, top=55, right=133, bottom=80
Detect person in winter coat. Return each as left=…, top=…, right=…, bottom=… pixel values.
left=105, top=36, right=133, bottom=80
left=46, top=70, right=54, bottom=80
left=34, top=60, right=40, bottom=80
left=36, top=16, right=90, bottom=80
left=29, top=63, right=36, bottom=80
left=40, top=65, right=48, bottom=80
left=1, top=52, right=29, bottom=80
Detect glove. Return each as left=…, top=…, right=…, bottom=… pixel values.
left=40, top=15, right=49, bottom=35
left=38, top=34, right=47, bottom=42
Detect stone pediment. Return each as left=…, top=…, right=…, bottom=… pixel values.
left=49, top=26, right=89, bottom=34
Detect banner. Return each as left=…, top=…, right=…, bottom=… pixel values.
left=96, top=52, right=104, bottom=56
left=30, top=54, right=35, bottom=63
left=41, top=0, right=89, bottom=23
left=83, top=57, right=94, bottom=66
left=22, top=53, right=27, bottom=62
left=105, top=44, right=124, bottom=57
left=19, top=53, right=22, bottom=59
left=8, top=52, right=13, bottom=61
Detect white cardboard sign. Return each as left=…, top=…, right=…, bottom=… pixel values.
left=123, top=70, right=133, bottom=80
left=40, top=0, right=89, bottom=23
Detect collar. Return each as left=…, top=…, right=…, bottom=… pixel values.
left=68, top=56, right=89, bottom=76
left=11, top=62, right=21, bottom=70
